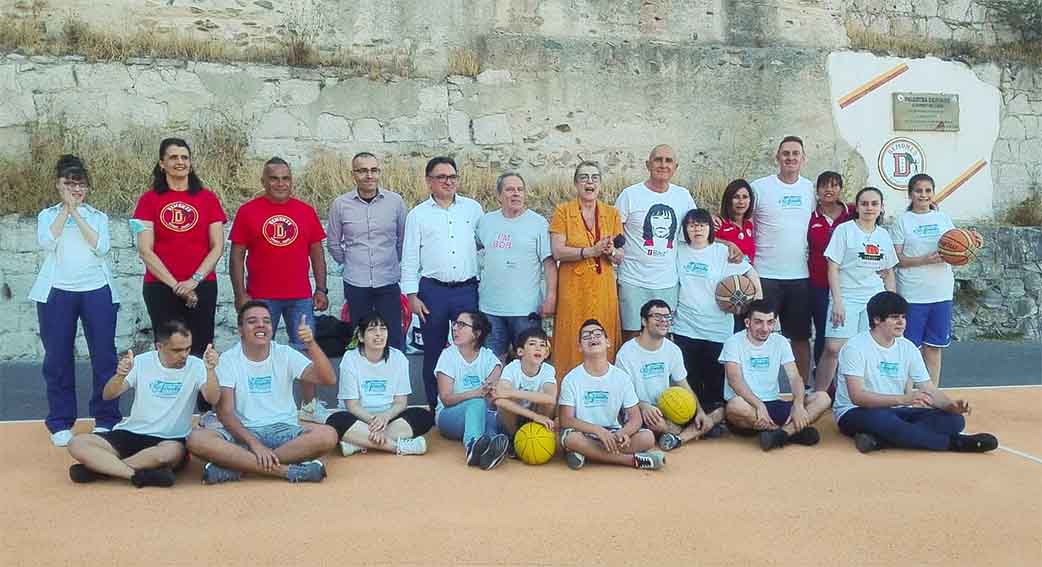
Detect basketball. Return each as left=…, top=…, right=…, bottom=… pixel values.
left=657, top=386, right=697, bottom=425
left=938, top=228, right=982, bottom=266
left=514, top=422, right=556, bottom=465
left=715, top=273, right=757, bottom=315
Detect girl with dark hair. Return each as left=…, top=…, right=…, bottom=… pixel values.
left=324, top=312, right=433, bottom=457
left=807, top=171, right=855, bottom=370
left=132, top=138, right=227, bottom=362
left=30, top=155, right=121, bottom=446
left=892, top=174, right=980, bottom=386
left=715, top=179, right=756, bottom=262
left=817, top=187, right=897, bottom=393
left=433, top=311, right=510, bottom=470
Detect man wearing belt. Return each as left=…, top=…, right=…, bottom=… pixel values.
left=327, top=152, right=407, bottom=351
left=401, top=156, right=483, bottom=412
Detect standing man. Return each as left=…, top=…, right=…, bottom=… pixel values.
left=327, top=152, right=407, bottom=351
left=615, top=145, right=696, bottom=341
left=401, top=156, right=483, bottom=412
left=476, top=172, right=557, bottom=360
left=750, top=136, right=817, bottom=384
left=721, top=299, right=831, bottom=451
left=229, top=157, right=328, bottom=416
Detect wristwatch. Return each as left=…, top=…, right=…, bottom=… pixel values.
left=315, top=287, right=329, bottom=295
left=191, top=272, right=205, bottom=282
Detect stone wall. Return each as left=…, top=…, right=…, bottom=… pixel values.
left=0, top=216, right=1037, bottom=361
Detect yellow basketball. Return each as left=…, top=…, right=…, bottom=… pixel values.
left=657, top=386, right=697, bottom=425
left=514, top=422, right=556, bottom=465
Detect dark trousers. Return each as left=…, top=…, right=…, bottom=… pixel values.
left=418, top=277, right=478, bottom=412
left=810, top=285, right=830, bottom=366
left=142, top=280, right=217, bottom=357
left=838, top=407, right=965, bottom=451
left=344, top=282, right=404, bottom=352
left=36, top=286, right=121, bottom=432
left=674, top=334, right=725, bottom=412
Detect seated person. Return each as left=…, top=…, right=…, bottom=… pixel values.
left=493, top=327, right=558, bottom=454
left=558, top=318, right=666, bottom=471
left=434, top=311, right=510, bottom=470
left=834, top=291, right=998, bottom=454
left=721, top=299, right=831, bottom=451
left=186, top=301, right=338, bottom=484
left=325, top=313, right=433, bottom=457
left=67, top=320, right=219, bottom=487
left=615, top=300, right=720, bottom=453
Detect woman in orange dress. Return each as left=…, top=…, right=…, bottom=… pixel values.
left=549, top=161, right=624, bottom=380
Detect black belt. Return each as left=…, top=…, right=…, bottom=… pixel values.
left=424, top=277, right=478, bottom=288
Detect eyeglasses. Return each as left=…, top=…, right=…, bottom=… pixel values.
left=575, top=174, right=601, bottom=183
left=580, top=329, right=606, bottom=341
left=647, top=313, right=673, bottom=323
left=429, top=174, right=459, bottom=183
left=451, top=319, right=474, bottom=329
left=353, top=168, right=381, bottom=175
left=62, top=180, right=89, bottom=189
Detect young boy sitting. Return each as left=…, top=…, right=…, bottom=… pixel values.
left=493, top=327, right=558, bottom=455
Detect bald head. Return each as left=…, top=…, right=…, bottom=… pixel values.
left=646, top=144, right=678, bottom=187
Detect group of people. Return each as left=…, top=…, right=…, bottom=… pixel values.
left=33, top=135, right=998, bottom=488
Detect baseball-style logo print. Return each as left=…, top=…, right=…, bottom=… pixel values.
left=159, top=202, right=199, bottom=232
left=263, top=214, right=299, bottom=247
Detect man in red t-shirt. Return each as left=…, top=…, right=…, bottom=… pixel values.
left=229, top=157, right=328, bottom=409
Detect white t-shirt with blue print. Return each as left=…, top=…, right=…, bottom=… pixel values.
left=891, top=210, right=956, bottom=304
left=499, top=359, right=557, bottom=409
left=614, top=337, right=687, bottom=405
left=674, top=242, right=754, bottom=343
left=718, top=331, right=794, bottom=402
left=216, top=342, right=311, bottom=428
left=434, top=345, right=501, bottom=414
left=338, top=347, right=411, bottom=414
left=114, top=351, right=207, bottom=439
left=559, top=363, right=639, bottom=429
left=833, top=331, right=930, bottom=421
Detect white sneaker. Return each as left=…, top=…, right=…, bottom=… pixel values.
left=396, top=436, right=428, bottom=456
left=50, top=429, right=73, bottom=447
left=92, top=426, right=110, bottom=434
left=298, top=400, right=333, bottom=423
left=339, top=440, right=366, bottom=457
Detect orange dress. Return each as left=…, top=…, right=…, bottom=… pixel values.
left=548, top=200, right=623, bottom=380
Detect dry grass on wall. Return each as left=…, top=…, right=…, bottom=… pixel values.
left=845, top=23, right=1042, bottom=66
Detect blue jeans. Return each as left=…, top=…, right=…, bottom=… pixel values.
left=436, top=398, right=500, bottom=447
left=259, top=298, right=314, bottom=352
left=343, top=282, right=403, bottom=351
left=837, top=407, right=965, bottom=451
left=484, top=314, right=539, bottom=358
left=215, top=422, right=305, bottom=449
left=36, top=286, right=121, bottom=432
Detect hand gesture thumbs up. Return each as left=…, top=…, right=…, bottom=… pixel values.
left=117, top=349, right=134, bottom=377
left=204, top=343, right=219, bottom=370
left=297, top=314, right=314, bottom=346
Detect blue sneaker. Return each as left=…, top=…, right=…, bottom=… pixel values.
left=466, top=435, right=491, bottom=466
left=287, top=460, right=326, bottom=483
left=201, top=462, right=242, bottom=485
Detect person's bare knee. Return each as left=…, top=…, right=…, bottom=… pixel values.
left=725, top=398, right=756, bottom=428
left=628, top=430, right=655, bottom=452
left=68, top=434, right=115, bottom=460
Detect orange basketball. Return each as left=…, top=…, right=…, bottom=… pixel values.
left=715, top=273, right=757, bottom=315
left=937, top=228, right=982, bottom=266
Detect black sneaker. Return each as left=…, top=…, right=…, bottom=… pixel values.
left=479, top=434, right=510, bottom=470
left=951, top=433, right=999, bottom=453
left=759, top=429, right=788, bottom=452
left=466, top=435, right=491, bottom=466
left=788, top=426, right=821, bottom=446
left=657, top=432, right=682, bottom=452
left=506, top=440, right=518, bottom=460
left=703, top=423, right=726, bottom=439
left=854, top=433, right=882, bottom=454
left=69, top=464, right=99, bottom=484
left=130, top=467, right=176, bottom=488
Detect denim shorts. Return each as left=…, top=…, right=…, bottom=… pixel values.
left=215, top=422, right=305, bottom=450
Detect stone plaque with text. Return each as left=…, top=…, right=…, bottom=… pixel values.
left=892, top=92, right=959, bottom=132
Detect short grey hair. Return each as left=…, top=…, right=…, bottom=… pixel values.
left=495, top=171, right=525, bottom=194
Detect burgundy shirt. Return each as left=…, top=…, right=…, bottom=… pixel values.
left=807, top=204, right=855, bottom=289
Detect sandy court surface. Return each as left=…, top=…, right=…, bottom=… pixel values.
left=1, top=388, right=1039, bottom=567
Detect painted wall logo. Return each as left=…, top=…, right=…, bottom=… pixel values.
left=263, top=215, right=299, bottom=247
left=877, top=137, right=926, bottom=190
left=159, top=202, right=199, bottom=232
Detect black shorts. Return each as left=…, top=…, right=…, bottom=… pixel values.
left=98, top=429, right=186, bottom=459
left=728, top=399, right=793, bottom=435
left=758, top=278, right=812, bottom=340
left=326, top=406, right=435, bottom=438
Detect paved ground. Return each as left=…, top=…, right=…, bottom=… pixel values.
left=1, top=340, right=1038, bottom=422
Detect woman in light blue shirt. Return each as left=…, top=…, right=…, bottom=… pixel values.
left=30, top=155, right=121, bottom=447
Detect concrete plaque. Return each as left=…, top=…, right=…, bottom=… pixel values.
left=892, top=92, right=959, bottom=131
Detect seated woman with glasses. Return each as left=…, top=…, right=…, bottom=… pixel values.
left=673, top=208, right=762, bottom=429
left=433, top=311, right=510, bottom=470
left=549, top=161, right=624, bottom=382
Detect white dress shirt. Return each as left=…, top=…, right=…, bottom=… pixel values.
left=29, top=203, right=119, bottom=303
left=400, top=196, right=483, bottom=295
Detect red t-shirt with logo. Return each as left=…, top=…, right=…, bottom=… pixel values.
left=715, top=218, right=756, bottom=263
left=132, top=188, right=228, bottom=284
left=229, top=196, right=326, bottom=300
left=807, top=203, right=855, bottom=289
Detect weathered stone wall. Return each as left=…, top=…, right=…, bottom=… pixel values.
left=1, top=216, right=1035, bottom=362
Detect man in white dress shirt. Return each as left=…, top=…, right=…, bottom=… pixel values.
left=401, top=156, right=484, bottom=412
